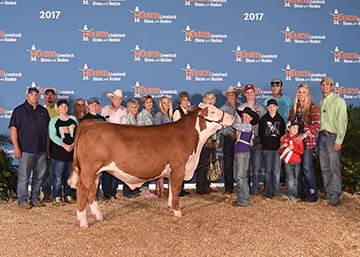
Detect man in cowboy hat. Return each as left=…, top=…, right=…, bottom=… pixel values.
left=238, top=84, right=266, bottom=195
left=220, top=85, right=242, bottom=195
left=102, top=89, right=128, bottom=123
left=100, top=89, right=128, bottom=200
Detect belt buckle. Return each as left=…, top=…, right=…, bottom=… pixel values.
left=321, top=130, right=330, bottom=136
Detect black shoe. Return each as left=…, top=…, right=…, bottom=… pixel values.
left=179, top=189, right=190, bottom=197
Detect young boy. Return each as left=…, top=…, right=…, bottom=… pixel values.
left=232, top=107, right=259, bottom=207
left=258, top=99, right=286, bottom=198
left=279, top=120, right=304, bottom=203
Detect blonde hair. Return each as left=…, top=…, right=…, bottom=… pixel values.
left=158, top=96, right=173, bottom=119
left=290, top=84, right=313, bottom=123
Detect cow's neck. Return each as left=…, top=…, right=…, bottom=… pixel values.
left=196, top=120, right=220, bottom=152
left=183, top=117, right=220, bottom=180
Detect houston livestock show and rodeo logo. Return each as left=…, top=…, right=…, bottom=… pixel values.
left=26, top=44, right=75, bottom=63
left=79, top=64, right=126, bottom=82
left=79, top=25, right=126, bottom=43
left=182, top=64, right=228, bottom=82
left=181, top=25, right=227, bottom=43
left=129, top=81, right=177, bottom=99
left=130, top=6, right=176, bottom=24
left=130, top=44, right=177, bottom=63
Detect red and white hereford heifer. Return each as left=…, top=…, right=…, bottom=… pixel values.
left=68, top=103, right=234, bottom=228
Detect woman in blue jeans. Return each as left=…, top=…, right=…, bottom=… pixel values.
left=48, top=100, right=78, bottom=204
left=288, top=84, right=320, bottom=202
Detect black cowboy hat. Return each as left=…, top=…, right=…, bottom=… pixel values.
left=236, top=107, right=260, bottom=125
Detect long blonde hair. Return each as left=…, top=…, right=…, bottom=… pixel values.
left=158, top=95, right=173, bottom=119
left=290, top=84, right=313, bottom=123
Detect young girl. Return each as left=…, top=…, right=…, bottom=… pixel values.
left=232, top=107, right=259, bottom=207
left=279, top=120, right=304, bottom=203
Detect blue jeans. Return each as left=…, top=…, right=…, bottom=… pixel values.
left=222, top=135, right=235, bottom=193
left=249, top=137, right=262, bottom=194
left=50, top=158, right=74, bottom=199
left=41, top=159, right=52, bottom=200
left=196, top=147, right=212, bottom=193
left=285, top=162, right=301, bottom=198
left=262, top=150, right=281, bottom=197
left=298, top=148, right=318, bottom=201
left=123, top=183, right=140, bottom=197
left=102, top=172, right=119, bottom=197
left=17, top=152, right=47, bottom=206
left=96, top=174, right=102, bottom=199
left=317, top=134, right=342, bottom=204
left=234, top=152, right=250, bottom=206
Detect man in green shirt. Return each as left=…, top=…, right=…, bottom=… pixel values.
left=317, top=76, right=348, bottom=206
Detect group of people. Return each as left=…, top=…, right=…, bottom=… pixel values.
left=9, top=75, right=348, bottom=210
left=223, top=77, right=347, bottom=208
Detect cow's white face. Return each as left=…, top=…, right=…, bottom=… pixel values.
left=198, top=102, right=234, bottom=128
left=183, top=103, right=234, bottom=181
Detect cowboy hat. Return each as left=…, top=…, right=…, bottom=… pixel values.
left=106, top=89, right=127, bottom=99
left=222, top=85, right=241, bottom=97
left=236, top=107, right=260, bottom=125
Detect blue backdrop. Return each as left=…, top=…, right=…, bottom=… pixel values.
left=1, top=0, right=359, bottom=151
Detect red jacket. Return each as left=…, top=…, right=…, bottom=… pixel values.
left=278, top=134, right=304, bottom=164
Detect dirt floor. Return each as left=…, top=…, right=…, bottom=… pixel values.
left=0, top=186, right=359, bottom=257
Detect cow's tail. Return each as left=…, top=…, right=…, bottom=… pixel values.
left=68, top=120, right=92, bottom=189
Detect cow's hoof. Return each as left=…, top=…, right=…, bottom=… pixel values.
left=172, top=209, right=182, bottom=217
left=96, top=215, right=104, bottom=222
left=77, top=210, right=88, bottom=228
left=79, top=223, right=89, bottom=229
left=89, top=201, right=103, bottom=221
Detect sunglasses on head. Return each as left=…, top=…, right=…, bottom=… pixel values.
left=271, top=81, right=282, bottom=87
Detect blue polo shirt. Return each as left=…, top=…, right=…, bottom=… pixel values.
left=9, top=101, right=50, bottom=153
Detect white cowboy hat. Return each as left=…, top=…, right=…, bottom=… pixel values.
left=222, top=85, right=241, bottom=97
left=106, top=89, right=127, bottom=99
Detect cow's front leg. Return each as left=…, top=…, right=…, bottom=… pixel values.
left=89, top=175, right=103, bottom=222
left=76, top=180, right=89, bottom=228
left=169, top=176, right=183, bottom=217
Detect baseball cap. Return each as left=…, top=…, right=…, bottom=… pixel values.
left=244, top=84, right=255, bottom=92
left=267, top=99, right=278, bottom=106
left=56, top=99, right=69, bottom=107
left=88, top=97, right=100, bottom=105
left=27, top=87, right=39, bottom=94
left=44, top=88, right=56, bottom=95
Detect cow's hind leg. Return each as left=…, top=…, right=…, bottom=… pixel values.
left=88, top=175, right=103, bottom=222
left=76, top=180, right=89, bottom=228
